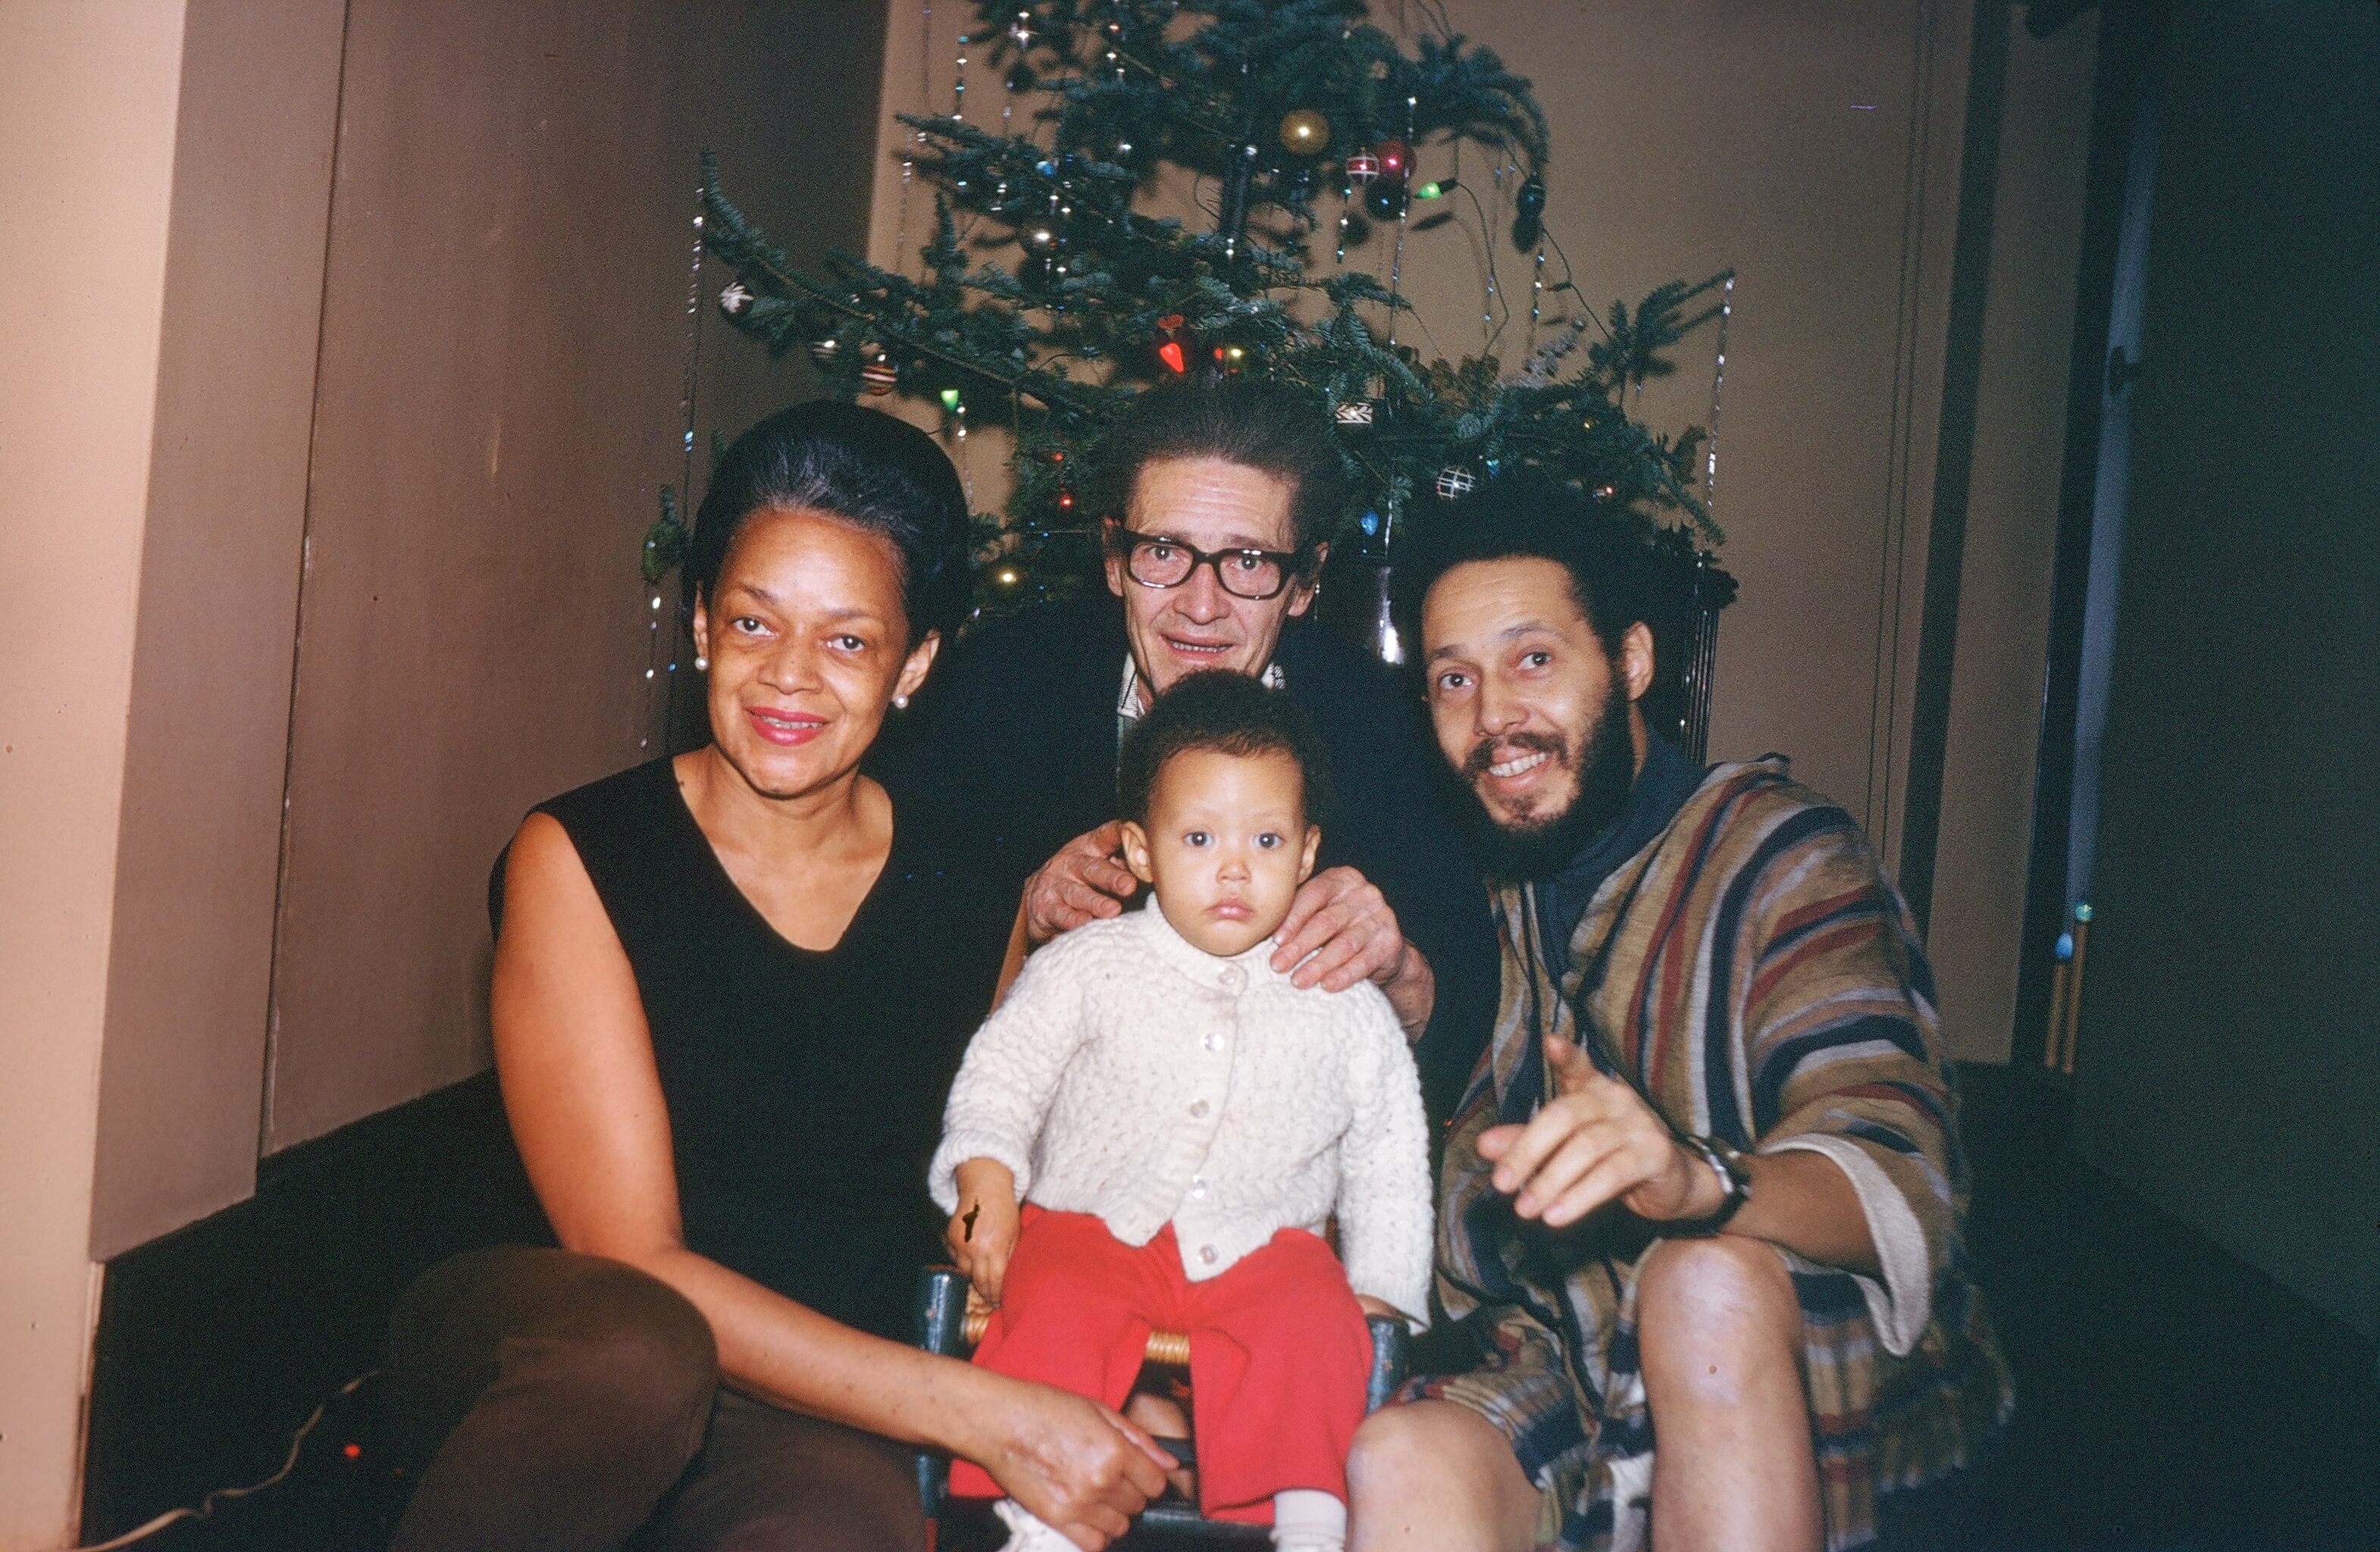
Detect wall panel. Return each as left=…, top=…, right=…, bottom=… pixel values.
left=1922, top=8, right=2097, bottom=1063
left=90, top=0, right=350, bottom=1260
left=262, top=2, right=888, bottom=1152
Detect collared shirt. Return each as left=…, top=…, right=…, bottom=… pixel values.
left=1116, top=653, right=1287, bottom=752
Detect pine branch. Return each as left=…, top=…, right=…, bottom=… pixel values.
left=687, top=5, right=1730, bottom=604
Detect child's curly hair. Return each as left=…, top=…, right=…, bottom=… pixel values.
left=1117, top=670, right=1334, bottom=831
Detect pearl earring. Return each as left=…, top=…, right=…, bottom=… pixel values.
left=893, top=693, right=910, bottom=709
left=694, top=655, right=709, bottom=671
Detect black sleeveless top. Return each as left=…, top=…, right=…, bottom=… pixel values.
left=528, top=758, right=1008, bottom=1341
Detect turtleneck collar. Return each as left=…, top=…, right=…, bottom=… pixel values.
left=1531, top=734, right=1707, bottom=960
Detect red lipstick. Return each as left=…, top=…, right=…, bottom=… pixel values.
left=747, top=706, right=826, bottom=746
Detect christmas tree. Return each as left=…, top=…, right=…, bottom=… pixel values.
left=662, top=0, right=1730, bottom=618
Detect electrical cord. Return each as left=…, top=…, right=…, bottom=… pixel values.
left=64, top=1371, right=377, bottom=1551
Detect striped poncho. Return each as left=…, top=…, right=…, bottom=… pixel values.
left=1413, top=758, right=2011, bottom=1551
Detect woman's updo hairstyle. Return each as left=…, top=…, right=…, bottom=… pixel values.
left=687, top=400, right=972, bottom=646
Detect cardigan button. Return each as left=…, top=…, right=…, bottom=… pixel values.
left=1190, top=1099, right=1210, bottom=1118
left=1190, top=1176, right=1210, bottom=1198
left=1219, top=964, right=1247, bottom=991
left=1201, top=1032, right=1221, bottom=1052
left=1199, top=1245, right=1218, bottom=1266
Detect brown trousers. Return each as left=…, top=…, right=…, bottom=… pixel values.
left=384, top=1246, right=925, bottom=1552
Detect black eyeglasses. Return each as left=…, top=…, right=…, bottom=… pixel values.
left=1113, top=531, right=1310, bottom=601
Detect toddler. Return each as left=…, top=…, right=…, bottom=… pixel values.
left=929, top=670, right=1431, bottom=1552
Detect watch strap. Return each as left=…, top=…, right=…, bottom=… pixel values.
left=1671, top=1133, right=1751, bottom=1235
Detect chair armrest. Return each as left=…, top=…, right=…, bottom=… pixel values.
left=1364, top=1314, right=1410, bottom=1413
left=916, top=1266, right=970, bottom=1358
left=913, top=1269, right=969, bottom=1517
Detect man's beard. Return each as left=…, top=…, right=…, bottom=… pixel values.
left=1461, top=680, right=1638, bottom=882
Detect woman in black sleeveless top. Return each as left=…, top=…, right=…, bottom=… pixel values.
left=384, top=404, right=1173, bottom=1552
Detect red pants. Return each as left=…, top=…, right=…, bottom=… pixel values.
left=948, top=1207, right=1373, bottom=1522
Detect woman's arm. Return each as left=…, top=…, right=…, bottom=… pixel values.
left=493, top=814, right=1170, bottom=1546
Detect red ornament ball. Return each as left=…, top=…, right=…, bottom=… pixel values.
left=1345, top=151, right=1380, bottom=184
left=1376, top=139, right=1411, bottom=182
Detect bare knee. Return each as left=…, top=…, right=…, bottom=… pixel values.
left=1636, top=1235, right=1800, bottom=1404
left=1348, top=1401, right=1460, bottom=1491
left=1348, top=1401, right=1536, bottom=1551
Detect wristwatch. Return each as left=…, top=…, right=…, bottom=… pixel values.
left=1672, top=1134, right=1752, bottom=1234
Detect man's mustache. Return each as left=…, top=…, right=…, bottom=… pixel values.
left=1462, top=730, right=1569, bottom=781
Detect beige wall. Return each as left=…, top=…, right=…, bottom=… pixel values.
left=0, top=5, right=189, bottom=1543
left=866, top=2, right=2082, bottom=1060
left=1924, top=9, right=2098, bottom=1064
left=259, top=0, right=889, bottom=1150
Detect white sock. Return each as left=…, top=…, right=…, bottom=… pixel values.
left=992, top=1498, right=1076, bottom=1552
left=1271, top=1487, right=1346, bottom=1552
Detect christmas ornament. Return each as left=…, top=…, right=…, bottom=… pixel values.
left=1278, top=108, right=1330, bottom=155
left=1511, top=174, right=1547, bottom=249
left=718, top=281, right=753, bottom=316
left=1375, top=138, right=1411, bottom=183
left=1345, top=151, right=1380, bottom=184
left=809, top=336, right=841, bottom=367
left=860, top=356, right=898, bottom=395
left=1364, top=180, right=1406, bottom=221
left=1434, top=465, right=1477, bottom=499
left=1332, top=399, right=1376, bottom=426
left=1154, top=313, right=1193, bottom=375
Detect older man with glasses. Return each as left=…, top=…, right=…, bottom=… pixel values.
left=878, top=380, right=1496, bottom=1125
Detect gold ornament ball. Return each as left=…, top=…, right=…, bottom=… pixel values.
left=1278, top=108, right=1330, bottom=156
left=860, top=358, right=898, bottom=396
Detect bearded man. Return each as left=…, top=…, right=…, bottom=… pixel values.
left=1345, top=481, right=2009, bottom=1552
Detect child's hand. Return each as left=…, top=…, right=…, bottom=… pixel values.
left=950, top=1158, right=1022, bottom=1305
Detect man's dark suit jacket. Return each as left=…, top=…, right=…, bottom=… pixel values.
left=875, top=596, right=1497, bottom=1123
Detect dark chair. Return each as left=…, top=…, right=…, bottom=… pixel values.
left=913, top=1267, right=1409, bottom=1543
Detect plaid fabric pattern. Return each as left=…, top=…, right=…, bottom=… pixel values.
left=1413, top=759, right=2012, bottom=1551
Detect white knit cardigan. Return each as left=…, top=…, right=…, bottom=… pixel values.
left=929, top=900, right=1433, bottom=1323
